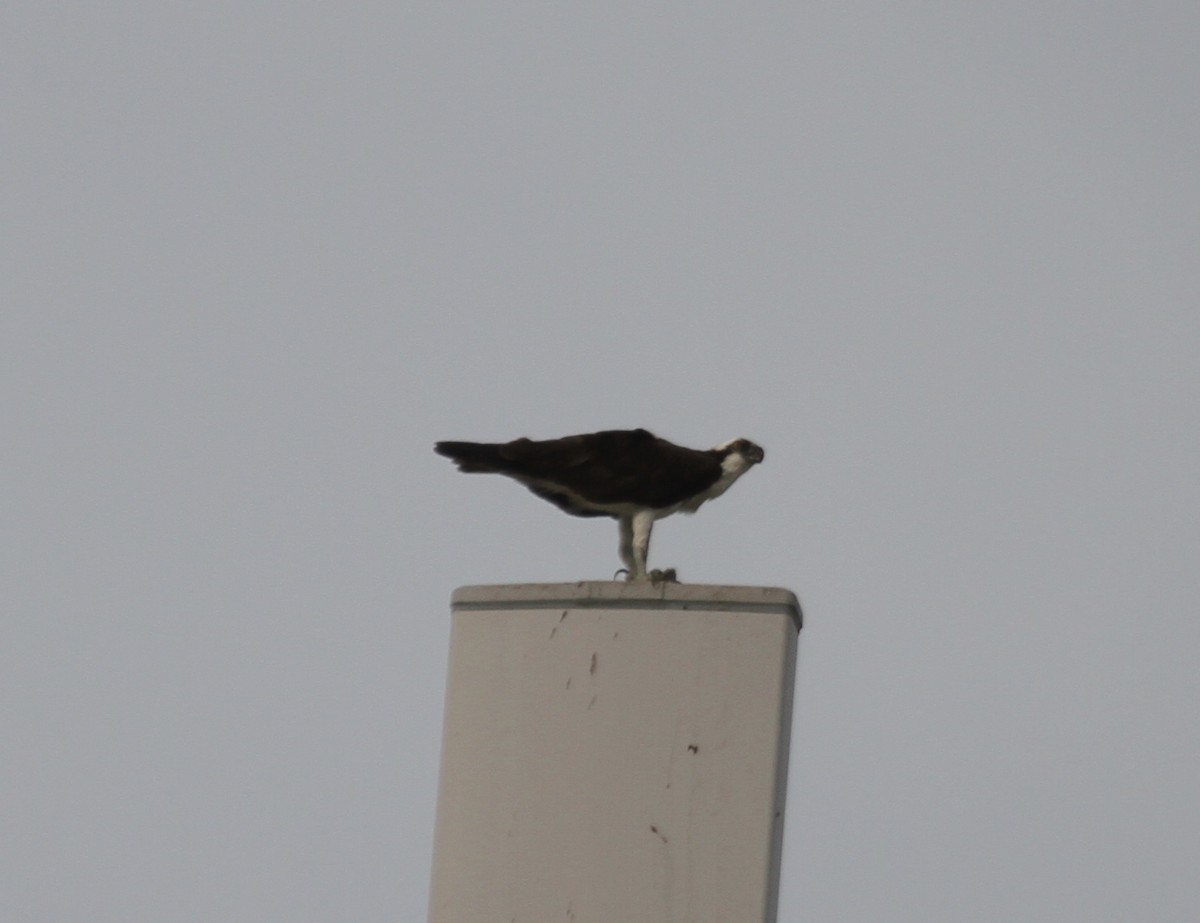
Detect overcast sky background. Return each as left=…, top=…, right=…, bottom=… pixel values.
left=5, top=3, right=1199, bottom=921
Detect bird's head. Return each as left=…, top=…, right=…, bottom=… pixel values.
left=714, top=438, right=765, bottom=466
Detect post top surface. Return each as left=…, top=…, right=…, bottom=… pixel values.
left=451, top=581, right=801, bottom=628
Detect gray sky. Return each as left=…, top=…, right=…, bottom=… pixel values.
left=5, top=3, right=1199, bottom=920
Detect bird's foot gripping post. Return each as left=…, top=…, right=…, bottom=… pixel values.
left=613, top=567, right=679, bottom=584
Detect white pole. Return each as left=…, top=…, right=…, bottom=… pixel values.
left=429, top=581, right=801, bottom=923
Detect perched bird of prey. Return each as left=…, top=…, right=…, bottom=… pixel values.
left=434, top=429, right=764, bottom=581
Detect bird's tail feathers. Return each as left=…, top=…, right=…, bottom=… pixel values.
left=434, top=441, right=508, bottom=473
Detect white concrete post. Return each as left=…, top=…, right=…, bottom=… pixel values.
left=428, top=581, right=801, bottom=923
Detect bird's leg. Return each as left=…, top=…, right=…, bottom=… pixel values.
left=626, top=510, right=655, bottom=581
left=617, top=516, right=636, bottom=578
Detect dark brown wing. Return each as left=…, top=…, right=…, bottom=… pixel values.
left=436, top=429, right=725, bottom=513
left=496, top=429, right=723, bottom=510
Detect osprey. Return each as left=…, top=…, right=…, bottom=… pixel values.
left=434, top=429, right=764, bottom=581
